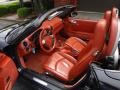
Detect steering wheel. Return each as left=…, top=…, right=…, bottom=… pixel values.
left=39, top=27, right=56, bottom=53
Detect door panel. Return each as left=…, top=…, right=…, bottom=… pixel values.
left=0, top=53, right=18, bottom=90
left=64, top=17, right=97, bottom=40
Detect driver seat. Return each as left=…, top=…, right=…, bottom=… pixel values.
left=44, top=19, right=107, bottom=81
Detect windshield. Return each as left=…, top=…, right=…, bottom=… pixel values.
left=5, top=20, right=33, bottom=42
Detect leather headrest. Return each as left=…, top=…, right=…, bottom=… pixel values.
left=104, top=10, right=111, bottom=19
left=104, top=10, right=111, bottom=31
left=112, top=7, right=119, bottom=18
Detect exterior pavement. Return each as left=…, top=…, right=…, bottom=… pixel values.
left=0, top=20, right=18, bottom=30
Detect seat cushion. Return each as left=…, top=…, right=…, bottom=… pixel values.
left=65, top=37, right=87, bottom=52
left=44, top=52, right=77, bottom=81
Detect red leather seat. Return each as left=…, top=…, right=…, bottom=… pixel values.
left=105, top=8, right=119, bottom=55
left=44, top=52, right=77, bottom=81
left=44, top=19, right=107, bottom=81
left=65, top=37, right=87, bottom=52
left=60, top=37, right=87, bottom=57
left=99, top=10, right=112, bottom=58
left=104, top=10, right=111, bottom=30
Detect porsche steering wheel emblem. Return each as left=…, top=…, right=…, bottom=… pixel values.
left=42, top=40, right=46, bottom=45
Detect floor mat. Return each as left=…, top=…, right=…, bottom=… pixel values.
left=13, top=76, right=35, bottom=90
left=25, top=52, right=53, bottom=74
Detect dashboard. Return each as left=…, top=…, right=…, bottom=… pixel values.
left=17, top=17, right=64, bottom=57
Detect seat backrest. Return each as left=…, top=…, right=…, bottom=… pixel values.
left=99, top=10, right=112, bottom=58
left=69, top=19, right=107, bottom=80
left=106, top=8, right=119, bottom=55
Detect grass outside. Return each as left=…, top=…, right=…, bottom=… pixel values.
left=0, top=0, right=20, bottom=16
left=0, top=0, right=33, bottom=18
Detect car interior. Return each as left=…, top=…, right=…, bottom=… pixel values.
left=16, top=7, right=119, bottom=85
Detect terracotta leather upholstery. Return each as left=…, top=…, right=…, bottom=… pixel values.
left=106, top=8, right=119, bottom=55
left=44, top=52, right=77, bottom=81
left=44, top=19, right=107, bottom=81
left=65, top=37, right=87, bottom=52
left=63, top=10, right=111, bottom=56
left=99, top=10, right=112, bottom=58
left=104, top=10, right=112, bottom=30
left=59, top=37, right=87, bottom=57
left=0, top=53, right=18, bottom=90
